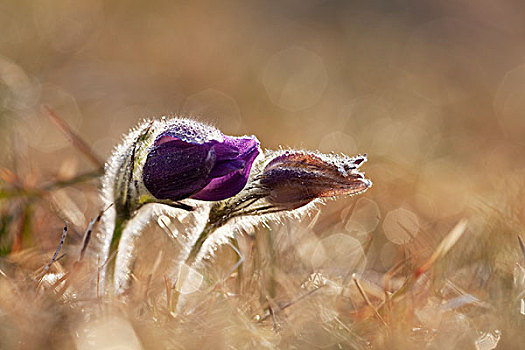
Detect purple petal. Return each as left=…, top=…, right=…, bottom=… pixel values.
left=191, top=136, right=260, bottom=201
left=205, top=141, right=245, bottom=178
left=210, top=141, right=241, bottom=159
left=208, top=158, right=246, bottom=178
left=143, top=139, right=216, bottom=200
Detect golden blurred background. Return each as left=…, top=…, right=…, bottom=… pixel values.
left=2, top=0, right=524, bottom=260
left=1, top=1, right=525, bottom=348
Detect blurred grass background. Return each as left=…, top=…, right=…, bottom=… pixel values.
left=1, top=0, right=525, bottom=349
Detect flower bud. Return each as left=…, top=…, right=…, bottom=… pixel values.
left=143, top=124, right=259, bottom=202
left=259, top=151, right=371, bottom=209
left=105, top=118, right=260, bottom=219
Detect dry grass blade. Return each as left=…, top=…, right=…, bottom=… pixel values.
left=225, top=239, right=245, bottom=279
left=259, top=285, right=325, bottom=322
left=96, top=256, right=101, bottom=299
left=0, top=168, right=20, bottom=186
left=266, top=296, right=279, bottom=331
left=518, top=235, right=525, bottom=260
left=78, top=217, right=99, bottom=262
left=165, top=276, right=171, bottom=312
left=383, top=259, right=408, bottom=293
left=11, top=204, right=32, bottom=253
left=50, top=271, right=74, bottom=299
left=378, top=220, right=468, bottom=310
left=99, top=249, right=118, bottom=270
left=164, top=275, right=176, bottom=316
left=353, top=276, right=388, bottom=327
left=142, top=251, right=164, bottom=301
left=415, top=219, right=468, bottom=277
left=42, top=104, right=104, bottom=171
left=36, top=223, right=68, bottom=282
left=0, top=170, right=102, bottom=200
left=382, top=258, right=409, bottom=312
left=78, top=205, right=113, bottom=261
left=46, top=223, right=68, bottom=272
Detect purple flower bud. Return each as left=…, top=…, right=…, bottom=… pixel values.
left=259, top=151, right=371, bottom=209
left=142, top=120, right=260, bottom=202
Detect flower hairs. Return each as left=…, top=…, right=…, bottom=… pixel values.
left=98, top=117, right=372, bottom=294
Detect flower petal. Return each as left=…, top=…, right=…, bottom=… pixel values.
left=191, top=136, right=260, bottom=201
left=143, top=139, right=216, bottom=200
left=206, top=141, right=245, bottom=178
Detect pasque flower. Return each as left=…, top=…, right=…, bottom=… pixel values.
left=100, top=117, right=259, bottom=291
left=100, top=117, right=371, bottom=296
left=106, top=118, right=260, bottom=220
left=259, top=151, right=371, bottom=209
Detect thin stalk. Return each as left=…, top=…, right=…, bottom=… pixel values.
left=0, top=170, right=101, bottom=200
left=43, top=104, right=105, bottom=171
left=104, top=216, right=128, bottom=291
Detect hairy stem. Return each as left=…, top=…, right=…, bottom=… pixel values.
left=104, top=216, right=128, bottom=292
left=185, top=222, right=215, bottom=267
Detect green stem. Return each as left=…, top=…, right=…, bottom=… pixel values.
left=104, top=216, right=128, bottom=291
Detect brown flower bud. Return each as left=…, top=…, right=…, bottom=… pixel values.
left=259, top=151, right=371, bottom=209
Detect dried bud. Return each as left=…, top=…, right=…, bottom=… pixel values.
left=259, top=151, right=371, bottom=209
